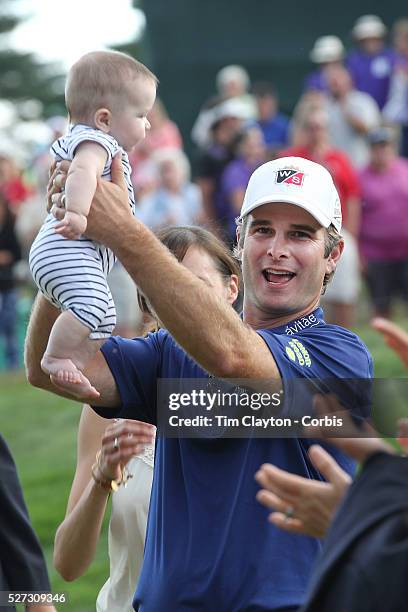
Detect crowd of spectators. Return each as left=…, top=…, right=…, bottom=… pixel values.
left=1, top=13, right=408, bottom=369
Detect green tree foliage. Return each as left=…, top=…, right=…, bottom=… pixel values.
left=0, top=0, right=65, bottom=115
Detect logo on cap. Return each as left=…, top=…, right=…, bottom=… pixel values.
left=275, top=168, right=305, bottom=186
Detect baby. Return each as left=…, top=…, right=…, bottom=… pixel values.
left=29, top=51, right=157, bottom=397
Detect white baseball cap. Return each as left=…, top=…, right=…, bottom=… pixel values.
left=352, top=15, right=387, bottom=40
left=310, top=35, right=345, bottom=64
left=240, top=157, right=342, bottom=232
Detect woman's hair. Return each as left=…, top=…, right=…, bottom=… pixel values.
left=138, top=225, right=241, bottom=316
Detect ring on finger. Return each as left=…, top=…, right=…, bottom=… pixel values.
left=284, top=505, right=295, bottom=521
left=113, top=437, right=119, bottom=450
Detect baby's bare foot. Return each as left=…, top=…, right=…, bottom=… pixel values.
left=41, top=356, right=100, bottom=400
left=51, top=371, right=100, bottom=400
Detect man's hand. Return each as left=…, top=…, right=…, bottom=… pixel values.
left=255, top=392, right=395, bottom=538
left=47, top=161, right=69, bottom=212
left=255, top=444, right=351, bottom=538
left=85, top=153, right=134, bottom=247
left=371, top=317, right=408, bottom=369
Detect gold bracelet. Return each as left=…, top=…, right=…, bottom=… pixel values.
left=91, top=451, right=122, bottom=492
left=97, top=450, right=134, bottom=488
left=91, top=462, right=114, bottom=492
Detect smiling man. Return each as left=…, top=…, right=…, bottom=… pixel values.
left=26, top=156, right=372, bottom=611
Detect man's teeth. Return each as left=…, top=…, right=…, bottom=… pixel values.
left=263, top=270, right=294, bottom=281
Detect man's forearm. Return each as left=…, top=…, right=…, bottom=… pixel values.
left=24, top=292, right=59, bottom=388
left=107, top=219, right=279, bottom=379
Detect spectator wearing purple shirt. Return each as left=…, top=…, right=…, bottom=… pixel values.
left=359, top=127, right=408, bottom=317
left=220, top=124, right=267, bottom=242
left=304, top=35, right=345, bottom=93
left=347, top=15, right=396, bottom=110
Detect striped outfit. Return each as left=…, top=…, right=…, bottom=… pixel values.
left=29, top=125, right=135, bottom=339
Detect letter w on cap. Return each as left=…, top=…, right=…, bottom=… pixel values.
left=276, top=169, right=305, bottom=186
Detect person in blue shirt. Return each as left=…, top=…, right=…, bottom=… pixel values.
left=26, top=155, right=372, bottom=611
left=253, top=82, right=290, bottom=156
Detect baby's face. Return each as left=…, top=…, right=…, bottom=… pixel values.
left=110, top=77, right=157, bottom=151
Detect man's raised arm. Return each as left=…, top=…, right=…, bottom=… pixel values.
left=25, top=292, right=120, bottom=407
left=84, top=155, right=281, bottom=382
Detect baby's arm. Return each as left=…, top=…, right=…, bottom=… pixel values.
left=55, top=141, right=108, bottom=239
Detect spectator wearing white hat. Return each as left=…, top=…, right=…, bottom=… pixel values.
left=346, top=15, right=396, bottom=109
left=191, top=65, right=256, bottom=150
left=216, top=64, right=257, bottom=119
left=305, top=35, right=345, bottom=93
left=194, top=98, right=247, bottom=233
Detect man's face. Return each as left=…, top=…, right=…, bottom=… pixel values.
left=240, top=202, right=340, bottom=324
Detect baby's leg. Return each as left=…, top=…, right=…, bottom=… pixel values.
left=41, top=311, right=103, bottom=398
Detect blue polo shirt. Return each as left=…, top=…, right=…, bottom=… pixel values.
left=97, top=308, right=373, bottom=611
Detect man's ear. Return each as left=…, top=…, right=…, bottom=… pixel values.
left=326, top=239, right=344, bottom=275
left=94, top=108, right=111, bottom=132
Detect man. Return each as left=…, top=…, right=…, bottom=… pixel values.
left=26, top=156, right=372, bottom=611
left=253, top=82, right=290, bottom=156
left=324, top=63, right=380, bottom=168
left=304, top=35, right=345, bottom=93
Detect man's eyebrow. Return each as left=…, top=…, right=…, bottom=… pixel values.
left=249, top=219, right=272, bottom=228
left=290, top=223, right=319, bottom=233
left=249, top=220, right=318, bottom=233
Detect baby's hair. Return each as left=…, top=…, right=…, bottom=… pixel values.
left=66, top=50, right=158, bottom=124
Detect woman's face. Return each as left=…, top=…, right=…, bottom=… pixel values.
left=181, top=245, right=239, bottom=305
left=160, top=160, right=182, bottom=191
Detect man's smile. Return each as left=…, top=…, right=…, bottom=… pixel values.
left=262, top=268, right=296, bottom=285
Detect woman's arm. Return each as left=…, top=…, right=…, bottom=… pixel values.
left=53, top=406, right=154, bottom=580
left=53, top=407, right=110, bottom=580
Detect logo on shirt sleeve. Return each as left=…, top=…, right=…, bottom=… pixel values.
left=275, top=169, right=305, bottom=186
left=285, top=339, right=312, bottom=367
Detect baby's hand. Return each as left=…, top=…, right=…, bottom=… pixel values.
left=55, top=211, right=87, bottom=239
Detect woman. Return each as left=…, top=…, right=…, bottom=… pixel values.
left=53, top=225, right=240, bottom=612
left=137, top=148, right=203, bottom=230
